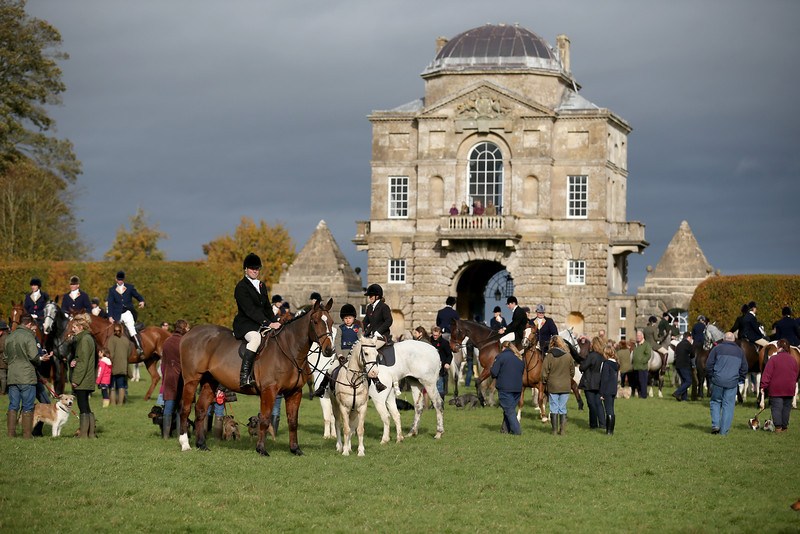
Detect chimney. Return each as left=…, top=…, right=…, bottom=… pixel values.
left=556, top=34, right=571, bottom=73
left=435, top=36, right=448, bottom=54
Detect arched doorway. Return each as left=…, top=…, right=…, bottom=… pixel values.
left=455, top=261, right=507, bottom=323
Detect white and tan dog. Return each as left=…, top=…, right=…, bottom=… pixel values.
left=33, top=394, right=75, bottom=437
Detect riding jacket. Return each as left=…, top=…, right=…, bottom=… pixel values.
left=363, top=299, right=392, bottom=340
left=435, top=306, right=459, bottom=334
left=232, top=277, right=276, bottom=340
left=61, top=290, right=92, bottom=315
left=24, top=290, right=49, bottom=320
left=107, top=283, right=145, bottom=322
left=740, top=312, right=765, bottom=344
left=505, top=305, right=527, bottom=343
left=534, top=316, right=558, bottom=355
left=773, top=317, right=800, bottom=346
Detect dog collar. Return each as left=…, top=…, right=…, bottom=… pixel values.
left=58, top=403, right=70, bottom=413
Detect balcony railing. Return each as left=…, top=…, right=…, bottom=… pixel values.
left=438, top=215, right=520, bottom=248
left=445, top=214, right=506, bottom=231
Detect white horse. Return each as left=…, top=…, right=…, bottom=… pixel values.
left=307, top=341, right=336, bottom=439
left=369, top=339, right=445, bottom=442
left=330, top=337, right=378, bottom=457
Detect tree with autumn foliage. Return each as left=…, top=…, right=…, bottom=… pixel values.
left=203, top=217, right=295, bottom=288
left=104, top=208, right=167, bottom=261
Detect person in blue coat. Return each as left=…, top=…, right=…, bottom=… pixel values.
left=599, top=341, right=620, bottom=435
left=23, top=278, right=49, bottom=330
left=772, top=307, right=800, bottom=346
left=705, top=332, right=748, bottom=435
left=61, top=275, right=91, bottom=315
left=435, top=296, right=459, bottom=338
left=107, top=271, right=146, bottom=355
left=532, top=303, right=559, bottom=355
left=490, top=341, right=524, bottom=435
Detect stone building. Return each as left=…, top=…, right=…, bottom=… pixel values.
left=352, top=24, right=648, bottom=338
left=272, top=220, right=364, bottom=313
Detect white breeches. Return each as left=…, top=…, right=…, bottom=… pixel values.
left=245, top=331, right=261, bottom=351
left=499, top=332, right=515, bottom=343
left=120, top=310, right=136, bottom=337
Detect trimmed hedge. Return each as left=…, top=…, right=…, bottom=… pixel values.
left=688, top=274, right=800, bottom=333
left=0, top=261, right=249, bottom=327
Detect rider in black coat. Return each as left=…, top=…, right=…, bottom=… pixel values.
left=363, top=284, right=392, bottom=341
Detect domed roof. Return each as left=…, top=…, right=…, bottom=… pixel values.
left=423, top=24, right=562, bottom=75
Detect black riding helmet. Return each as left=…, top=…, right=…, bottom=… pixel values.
left=243, top=253, right=262, bottom=270
left=364, top=284, right=383, bottom=298
left=340, top=303, right=357, bottom=319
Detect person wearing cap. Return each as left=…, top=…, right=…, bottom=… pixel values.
left=643, top=316, right=666, bottom=358
left=271, top=294, right=283, bottom=317
left=363, top=284, right=392, bottom=344
left=435, top=296, right=459, bottom=337
left=0, top=320, right=10, bottom=395
left=90, top=298, right=108, bottom=319
left=5, top=315, right=51, bottom=438
left=532, top=304, right=559, bottom=356
left=740, top=301, right=768, bottom=349
left=61, top=276, right=91, bottom=315
left=498, top=296, right=526, bottom=353
left=309, top=292, right=322, bottom=307
left=691, top=315, right=708, bottom=355
left=314, top=303, right=363, bottom=398
left=772, top=307, right=800, bottom=346
left=107, top=270, right=146, bottom=355
left=23, top=278, right=49, bottom=330
left=233, top=253, right=281, bottom=389
left=489, top=306, right=507, bottom=332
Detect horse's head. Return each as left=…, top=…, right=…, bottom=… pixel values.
left=9, top=301, right=24, bottom=330
left=43, top=301, right=58, bottom=334
left=308, top=298, right=335, bottom=357
left=522, top=323, right=539, bottom=350
left=358, top=335, right=380, bottom=379
left=449, top=320, right=467, bottom=352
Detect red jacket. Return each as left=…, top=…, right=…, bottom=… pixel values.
left=761, top=351, right=799, bottom=397
left=96, top=356, right=112, bottom=386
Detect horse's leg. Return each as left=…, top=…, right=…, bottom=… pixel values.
left=516, top=388, right=525, bottom=423
left=194, top=381, right=216, bottom=451
left=370, top=382, right=394, bottom=444
left=320, top=394, right=334, bottom=439
left=341, top=400, right=352, bottom=456
left=571, top=380, right=584, bottom=410
left=356, top=400, right=367, bottom=456
left=256, top=387, right=277, bottom=456
left=793, top=382, right=798, bottom=410
left=143, top=357, right=161, bottom=401
left=474, top=367, right=492, bottom=406
left=178, top=378, right=198, bottom=451
left=407, top=379, right=424, bottom=437
left=330, top=396, right=343, bottom=453
left=384, top=387, right=404, bottom=443
left=419, top=376, right=444, bottom=439
left=658, top=373, right=664, bottom=399
left=284, top=388, right=304, bottom=456
left=757, top=372, right=764, bottom=409
left=538, top=386, right=548, bottom=423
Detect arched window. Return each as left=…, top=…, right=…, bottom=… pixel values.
left=468, top=142, right=503, bottom=214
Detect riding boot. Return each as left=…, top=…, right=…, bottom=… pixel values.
left=550, top=413, right=558, bottom=435
left=370, top=377, right=387, bottom=393
left=162, top=411, right=173, bottom=440
left=212, top=416, right=223, bottom=440
left=7, top=410, right=17, bottom=437
left=607, top=415, right=615, bottom=435
left=88, top=413, right=97, bottom=438
left=313, top=376, right=329, bottom=398
left=558, top=414, right=566, bottom=436
left=21, top=412, right=34, bottom=439
left=134, top=333, right=144, bottom=356
left=239, top=349, right=257, bottom=389
left=270, top=414, right=280, bottom=436
left=79, top=413, right=90, bottom=438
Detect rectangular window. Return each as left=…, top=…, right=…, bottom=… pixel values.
left=567, top=175, right=588, bottom=218
left=388, top=259, right=406, bottom=283
left=619, top=327, right=627, bottom=341
left=388, top=176, right=408, bottom=218
left=567, top=260, right=586, bottom=285
left=620, top=307, right=627, bottom=320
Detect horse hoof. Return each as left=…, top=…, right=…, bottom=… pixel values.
left=396, top=434, right=404, bottom=443
left=291, top=447, right=304, bottom=456
left=434, top=432, right=443, bottom=440
left=380, top=438, right=389, bottom=445
left=197, top=443, right=210, bottom=451
left=256, top=446, right=270, bottom=456
left=358, top=449, right=365, bottom=457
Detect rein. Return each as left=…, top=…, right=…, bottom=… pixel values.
left=268, top=311, right=333, bottom=391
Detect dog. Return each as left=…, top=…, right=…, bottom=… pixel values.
left=221, top=415, right=240, bottom=441
left=747, top=416, right=761, bottom=431
left=762, top=419, right=775, bottom=432
left=247, top=415, right=260, bottom=437
left=617, top=386, right=632, bottom=400
left=148, top=405, right=191, bottom=436
left=449, top=393, right=480, bottom=409
left=32, top=394, right=74, bottom=437
left=395, top=398, right=415, bottom=411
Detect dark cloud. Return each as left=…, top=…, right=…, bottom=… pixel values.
left=28, top=1, right=800, bottom=290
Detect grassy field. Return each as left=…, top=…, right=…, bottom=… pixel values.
left=0, top=380, right=798, bottom=533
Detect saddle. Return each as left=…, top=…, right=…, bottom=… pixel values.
left=237, top=330, right=273, bottom=360
left=377, top=344, right=396, bottom=367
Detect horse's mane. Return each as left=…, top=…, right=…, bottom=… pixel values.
left=462, top=319, right=501, bottom=339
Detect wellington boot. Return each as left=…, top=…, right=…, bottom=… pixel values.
left=558, top=414, right=566, bottom=436
left=212, top=416, right=223, bottom=440
left=7, top=410, right=17, bottom=437
left=79, top=414, right=90, bottom=438
left=21, top=412, right=34, bottom=439
left=102, top=399, right=110, bottom=408
left=88, top=413, right=97, bottom=438
left=550, top=414, right=558, bottom=435
left=608, top=415, right=615, bottom=435
left=162, top=412, right=173, bottom=440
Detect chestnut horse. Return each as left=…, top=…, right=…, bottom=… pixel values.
left=178, top=299, right=335, bottom=456
left=63, top=313, right=169, bottom=400
left=517, top=324, right=548, bottom=423
left=448, top=319, right=501, bottom=406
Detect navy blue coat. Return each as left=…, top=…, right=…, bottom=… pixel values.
left=489, top=315, right=507, bottom=331
left=24, top=291, right=49, bottom=318
left=773, top=317, right=800, bottom=346
left=430, top=336, right=453, bottom=376
left=599, top=358, right=619, bottom=398
left=490, top=348, right=524, bottom=393
left=536, top=317, right=559, bottom=354
left=232, top=277, right=275, bottom=340
left=61, top=290, right=92, bottom=315
left=579, top=350, right=603, bottom=391
left=107, top=283, right=145, bottom=322
left=691, top=321, right=706, bottom=346
left=363, top=299, right=392, bottom=339
left=740, top=312, right=765, bottom=343
left=435, top=306, right=459, bottom=333
left=506, top=306, right=527, bottom=343
left=673, top=339, right=693, bottom=369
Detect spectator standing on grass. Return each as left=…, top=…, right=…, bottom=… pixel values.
left=96, top=347, right=112, bottom=408
left=430, top=326, right=452, bottom=397
left=672, top=332, right=693, bottom=402
left=615, top=340, right=633, bottom=390
left=600, top=341, right=619, bottom=435
left=5, top=315, right=50, bottom=438
left=490, top=340, right=524, bottom=435
left=631, top=330, right=651, bottom=399
left=0, top=320, right=9, bottom=395
left=70, top=313, right=97, bottom=438
left=579, top=336, right=606, bottom=431
left=542, top=337, right=574, bottom=436
left=705, top=332, right=747, bottom=435
left=759, top=339, right=799, bottom=433
left=108, top=324, right=131, bottom=405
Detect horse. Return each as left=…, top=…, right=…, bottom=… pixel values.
left=178, top=299, right=335, bottom=456
left=446, top=339, right=464, bottom=398
left=9, top=301, right=45, bottom=345
left=645, top=345, right=673, bottom=399
left=369, top=339, right=445, bottom=442
left=516, top=325, right=548, bottom=423
left=330, top=337, right=379, bottom=456
left=693, top=323, right=724, bottom=400
left=736, top=338, right=765, bottom=405
left=448, top=319, right=501, bottom=406
left=307, top=339, right=337, bottom=439
left=63, top=313, right=169, bottom=400
left=41, top=301, right=72, bottom=395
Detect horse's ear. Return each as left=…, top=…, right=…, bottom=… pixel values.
left=324, top=298, right=333, bottom=311
left=55, top=295, right=59, bottom=304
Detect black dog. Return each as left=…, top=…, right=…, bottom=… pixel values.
left=148, top=405, right=191, bottom=436
left=448, top=393, right=480, bottom=409
left=395, top=398, right=415, bottom=411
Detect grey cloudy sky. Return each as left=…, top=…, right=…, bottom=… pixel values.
left=29, top=0, right=800, bottom=291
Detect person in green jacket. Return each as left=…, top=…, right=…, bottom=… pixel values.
left=5, top=315, right=50, bottom=438
left=69, top=313, right=97, bottom=438
left=631, top=330, right=652, bottom=399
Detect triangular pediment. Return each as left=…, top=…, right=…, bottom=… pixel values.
left=419, top=81, right=555, bottom=120
left=645, top=220, right=713, bottom=281
left=280, top=220, right=362, bottom=289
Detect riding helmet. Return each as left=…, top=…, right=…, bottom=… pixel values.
left=30, top=278, right=42, bottom=287
left=364, top=284, right=383, bottom=298
left=697, top=315, right=707, bottom=323
left=783, top=306, right=793, bottom=316
left=747, top=301, right=757, bottom=310
left=493, top=306, right=502, bottom=313
left=340, top=303, right=357, bottom=319
left=243, top=253, right=262, bottom=270
left=309, top=291, right=322, bottom=302
left=116, top=271, right=125, bottom=280
left=69, top=275, right=80, bottom=285
left=271, top=294, right=283, bottom=304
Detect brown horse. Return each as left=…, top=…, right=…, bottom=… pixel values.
left=178, top=299, right=335, bottom=456
left=64, top=314, right=169, bottom=400
left=448, top=319, right=501, bottom=406
left=517, top=325, right=548, bottom=423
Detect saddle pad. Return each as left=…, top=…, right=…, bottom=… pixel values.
left=377, top=345, right=396, bottom=367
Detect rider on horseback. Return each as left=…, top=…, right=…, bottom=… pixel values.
left=107, top=271, right=146, bottom=356
left=233, top=253, right=282, bottom=389
left=741, top=301, right=769, bottom=349
left=362, top=284, right=389, bottom=392
left=498, top=296, right=526, bottom=355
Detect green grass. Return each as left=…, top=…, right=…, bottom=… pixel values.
left=0, top=381, right=798, bottom=533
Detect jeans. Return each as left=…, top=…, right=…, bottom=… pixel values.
left=549, top=392, right=568, bottom=415
left=207, top=403, right=224, bottom=417
left=272, top=394, right=282, bottom=418
left=498, top=391, right=521, bottom=435
left=770, top=396, right=792, bottom=429
left=602, top=396, right=615, bottom=418
left=675, top=367, right=692, bottom=400
left=111, top=374, right=127, bottom=390
left=636, top=370, right=649, bottom=398
left=8, top=384, right=36, bottom=412
left=584, top=390, right=604, bottom=428
left=709, top=383, right=737, bottom=434
left=436, top=375, right=446, bottom=398
left=164, top=399, right=177, bottom=417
